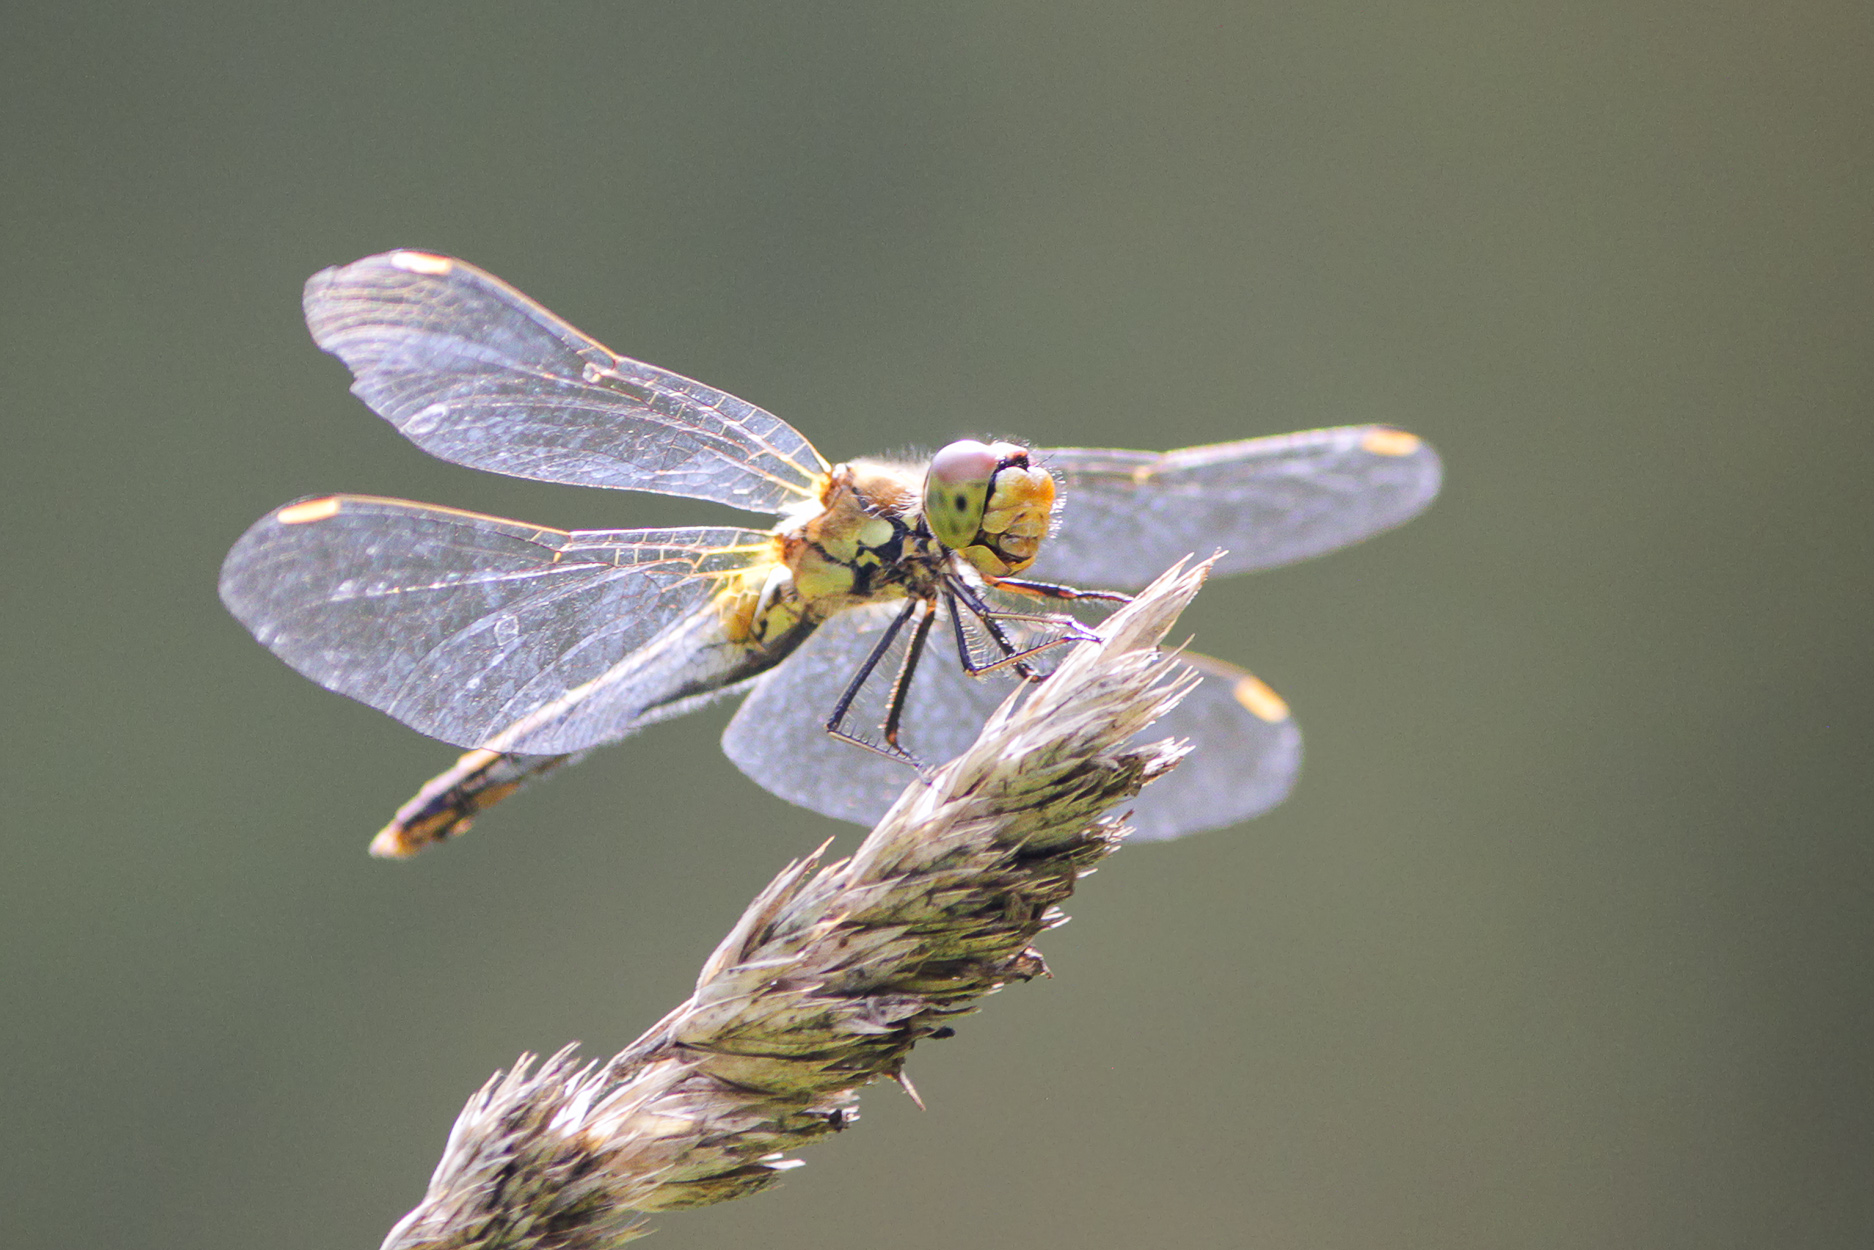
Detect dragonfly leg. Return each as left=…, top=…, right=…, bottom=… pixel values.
left=947, top=578, right=1098, bottom=679
left=991, top=575, right=1132, bottom=606
left=824, top=596, right=925, bottom=765
left=881, top=600, right=938, bottom=754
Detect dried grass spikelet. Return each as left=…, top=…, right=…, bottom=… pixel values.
left=380, top=559, right=1214, bottom=1250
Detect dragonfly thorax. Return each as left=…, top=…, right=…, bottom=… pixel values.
left=780, top=443, right=1058, bottom=621
left=780, top=459, right=927, bottom=611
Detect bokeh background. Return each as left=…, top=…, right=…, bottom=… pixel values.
left=4, top=3, right=1870, bottom=1247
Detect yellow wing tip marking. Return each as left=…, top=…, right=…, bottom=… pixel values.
left=1232, top=673, right=1291, bottom=723
left=276, top=497, right=342, bottom=525
left=1361, top=428, right=1423, bottom=457
left=389, top=251, right=454, bottom=275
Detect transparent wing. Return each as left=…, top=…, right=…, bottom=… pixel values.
left=219, top=495, right=783, bottom=754
left=303, top=251, right=830, bottom=513
left=1124, top=652, right=1301, bottom=843
left=721, top=602, right=1301, bottom=840
left=1027, top=425, right=1442, bottom=590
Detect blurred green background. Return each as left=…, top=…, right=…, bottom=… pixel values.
left=4, top=2, right=1870, bottom=1247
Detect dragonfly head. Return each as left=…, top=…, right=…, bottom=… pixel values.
left=924, top=440, right=1056, bottom=577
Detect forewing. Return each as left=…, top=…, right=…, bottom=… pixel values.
left=1028, top=426, right=1442, bottom=589
left=303, top=252, right=830, bottom=513
left=219, top=496, right=779, bottom=754
left=722, top=603, right=1301, bottom=840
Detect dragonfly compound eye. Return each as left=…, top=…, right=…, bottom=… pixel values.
left=923, top=439, right=1055, bottom=576
left=924, top=440, right=1000, bottom=550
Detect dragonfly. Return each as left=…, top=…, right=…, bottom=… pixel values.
left=219, top=251, right=1441, bottom=856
